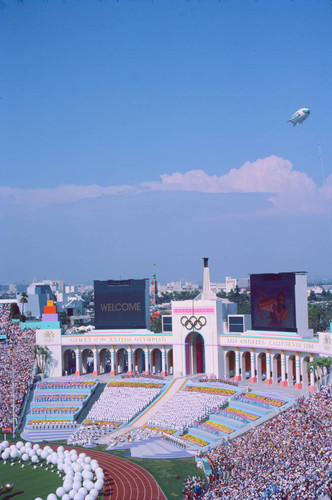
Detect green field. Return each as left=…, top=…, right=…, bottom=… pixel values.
left=0, top=462, right=62, bottom=500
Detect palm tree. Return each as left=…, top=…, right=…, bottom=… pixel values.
left=307, top=356, right=332, bottom=381
left=19, top=291, right=28, bottom=315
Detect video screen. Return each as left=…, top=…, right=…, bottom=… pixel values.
left=250, top=273, right=297, bottom=332
left=94, top=279, right=148, bottom=329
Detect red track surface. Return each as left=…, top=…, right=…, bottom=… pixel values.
left=52, top=446, right=166, bottom=500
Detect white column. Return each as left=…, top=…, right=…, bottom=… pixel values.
left=280, top=350, right=287, bottom=387
left=93, top=346, right=98, bottom=376
left=295, top=352, right=302, bottom=389
left=235, top=347, right=241, bottom=381
left=127, top=346, right=133, bottom=375
left=265, top=349, right=272, bottom=384
left=75, top=346, right=81, bottom=376
left=309, top=353, right=317, bottom=392
left=110, top=346, right=115, bottom=376
left=161, top=346, right=166, bottom=376
left=144, top=346, right=150, bottom=375
left=250, top=348, right=257, bottom=383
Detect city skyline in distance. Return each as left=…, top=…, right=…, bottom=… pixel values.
left=1, top=1, right=332, bottom=284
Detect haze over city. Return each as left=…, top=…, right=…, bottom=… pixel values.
left=1, top=0, right=332, bottom=284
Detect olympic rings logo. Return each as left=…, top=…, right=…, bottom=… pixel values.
left=180, top=315, right=207, bottom=331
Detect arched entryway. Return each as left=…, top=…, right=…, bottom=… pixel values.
left=185, top=332, right=205, bottom=375
left=225, top=351, right=235, bottom=378
left=99, top=348, right=111, bottom=374
left=151, top=348, right=162, bottom=374
left=241, top=351, right=251, bottom=380
left=82, top=348, right=94, bottom=374
left=257, top=352, right=266, bottom=382
left=287, top=355, right=296, bottom=386
left=117, top=348, right=128, bottom=374
left=272, top=354, right=281, bottom=384
left=134, top=348, right=145, bottom=374
left=168, top=349, right=173, bottom=375
left=302, top=356, right=310, bottom=387
left=63, top=349, right=76, bottom=375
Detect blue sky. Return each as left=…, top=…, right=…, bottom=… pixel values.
left=1, top=0, right=332, bottom=284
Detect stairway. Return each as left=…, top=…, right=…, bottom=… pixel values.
left=76, top=383, right=106, bottom=424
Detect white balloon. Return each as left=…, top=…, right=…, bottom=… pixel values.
left=25, top=442, right=32, bottom=448
left=84, top=471, right=93, bottom=481
left=95, top=479, right=104, bottom=490
left=84, top=456, right=91, bottom=464
left=78, top=487, right=87, bottom=496
left=10, top=449, right=18, bottom=459
left=22, top=453, right=29, bottom=461
left=89, top=488, right=99, bottom=498
left=56, top=487, right=65, bottom=497
left=34, top=497, right=43, bottom=500
left=47, top=494, right=57, bottom=500
left=63, top=481, right=72, bottom=492
left=83, top=479, right=94, bottom=491
left=31, top=455, right=38, bottom=463
left=57, top=446, right=65, bottom=453
left=33, top=444, right=40, bottom=450
left=73, top=494, right=84, bottom=500
left=16, top=441, right=24, bottom=449
left=29, top=449, right=35, bottom=457
left=61, top=495, right=70, bottom=500
left=69, top=490, right=77, bottom=499
left=73, top=481, right=81, bottom=491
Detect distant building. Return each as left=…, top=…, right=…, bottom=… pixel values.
left=22, top=283, right=56, bottom=318
left=55, top=292, right=85, bottom=317
left=225, top=276, right=250, bottom=293
left=158, top=281, right=199, bottom=295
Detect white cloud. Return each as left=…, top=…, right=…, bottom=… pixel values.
left=0, top=184, right=138, bottom=208
left=142, top=155, right=328, bottom=213
left=1, top=155, right=331, bottom=213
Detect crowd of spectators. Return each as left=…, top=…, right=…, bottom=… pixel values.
left=148, top=391, right=228, bottom=432
left=0, top=304, right=36, bottom=428
left=183, top=384, right=332, bottom=499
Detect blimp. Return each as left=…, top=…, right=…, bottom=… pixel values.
left=288, top=108, right=310, bottom=126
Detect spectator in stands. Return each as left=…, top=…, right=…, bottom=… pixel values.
left=0, top=304, right=36, bottom=428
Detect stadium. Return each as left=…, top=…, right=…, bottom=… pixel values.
left=0, top=259, right=331, bottom=499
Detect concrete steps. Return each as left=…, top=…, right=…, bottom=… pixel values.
left=130, top=438, right=194, bottom=459
left=21, top=428, right=74, bottom=443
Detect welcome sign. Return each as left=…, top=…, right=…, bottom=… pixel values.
left=94, top=279, right=149, bottom=330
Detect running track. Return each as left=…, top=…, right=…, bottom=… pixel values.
left=51, top=446, right=166, bottom=500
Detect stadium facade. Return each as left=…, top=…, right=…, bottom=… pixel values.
left=36, top=260, right=332, bottom=393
